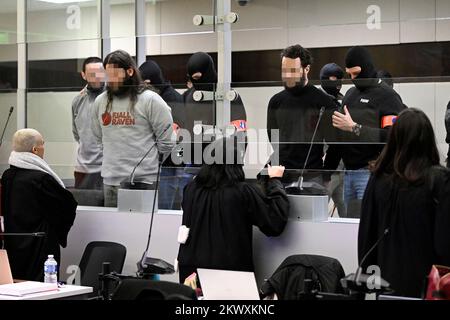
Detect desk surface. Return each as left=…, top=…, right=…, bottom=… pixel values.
left=0, top=285, right=93, bottom=300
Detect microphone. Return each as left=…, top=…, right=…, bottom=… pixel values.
left=122, top=124, right=172, bottom=189
left=137, top=150, right=175, bottom=276
left=129, top=123, right=175, bottom=276
left=341, top=228, right=391, bottom=293
left=298, top=106, right=325, bottom=190
left=0, top=106, right=14, bottom=149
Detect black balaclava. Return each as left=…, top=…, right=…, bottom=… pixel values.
left=139, top=60, right=167, bottom=92
left=187, top=52, right=217, bottom=92
left=320, top=63, right=344, bottom=97
left=345, top=46, right=378, bottom=90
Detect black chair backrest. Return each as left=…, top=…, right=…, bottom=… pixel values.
left=112, top=278, right=197, bottom=300
left=78, top=241, right=126, bottom=294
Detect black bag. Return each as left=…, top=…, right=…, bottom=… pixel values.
left=260, top=254, right=346, bottom=300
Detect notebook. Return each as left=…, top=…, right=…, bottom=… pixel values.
left=0, top=281, right=58, bottom=297
left=197, top=269, right=260, bottom=300
left=0, top=250, right=13, bottom=285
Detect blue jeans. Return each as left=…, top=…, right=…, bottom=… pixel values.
left=158, top=167, right=191, bottom=210
left=344, top=169, right=370, bottom=218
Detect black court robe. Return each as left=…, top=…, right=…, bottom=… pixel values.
left=1, top=166, right=77, bottom=281
left=358, top=168, right=450, bottom=298
left=177, top=178, right=289, bottom=283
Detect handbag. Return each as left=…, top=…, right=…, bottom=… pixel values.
left=425, top=265, right=450, bottom=300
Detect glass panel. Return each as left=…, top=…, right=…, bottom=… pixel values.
left=0, top=0, right=17, bottom=45
left=26, top=0, right=99, bottom=43
left=110, top=0, right=135, bottom=39
left=144, top=0, right=216, bottom=56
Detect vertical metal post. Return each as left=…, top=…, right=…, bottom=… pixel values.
left=136, top=0, right=147, bottom=66
left=216, top=0, right=232, bottom=128
left=17, top=0, right=27, bottom=129
left=99, top=0, right=111, bottom=59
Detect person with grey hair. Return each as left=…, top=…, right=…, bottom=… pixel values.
left=1, top=129, right=77, bottom=281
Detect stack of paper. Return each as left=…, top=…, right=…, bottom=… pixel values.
left=0, top=282, right=58, bottom=297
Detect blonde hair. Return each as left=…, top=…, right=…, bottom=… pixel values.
left=12, top=129, right=43, bottom=153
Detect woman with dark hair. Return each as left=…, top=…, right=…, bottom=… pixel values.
left=92, top=50, right=176, bottom=207
left=177, top=136, right=289, bottom=283
left=358, top=108, right=450, bottom=298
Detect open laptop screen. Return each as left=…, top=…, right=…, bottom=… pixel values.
left=197, top=269, right=260, bottom=300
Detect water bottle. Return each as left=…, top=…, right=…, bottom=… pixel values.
left=44, top=255, right=58, bottom=284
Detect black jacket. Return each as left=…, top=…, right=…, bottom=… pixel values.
left=1, top=167, right=77, bottom=281
left=267, top=85, right=337, bottom=170
left=358, top=167, right=450, bottom=297
left=260, top=254, right=346, bottom=299
left=177, top=178, right=289, bottom=283
left=325, top=82, right=405, bottom=172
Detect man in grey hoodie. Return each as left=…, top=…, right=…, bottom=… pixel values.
left=92, top=50, right=176, bottom=207
left=72, top=57, right=105, bottom=190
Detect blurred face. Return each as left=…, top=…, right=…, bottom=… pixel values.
left=105, top=64, right=134, bottom=91
left=282, top=57, right=309, bottom=87
left=346, top=66, right=362, bottom=80
left=32, top=135, right=45, bottom=159
left=82, top=62, right=105, bottom=89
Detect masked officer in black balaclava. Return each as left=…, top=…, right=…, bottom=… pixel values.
left=320, top=63, right=344, bottom=104
left=183, top=52, right=247, bottom=166
left=324, top=46, right=406, bottom=218
left=139, top=60, right=187, bottom=210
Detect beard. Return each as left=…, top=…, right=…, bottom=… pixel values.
left=284, top=74, right=307, bottom=96
left=107, top=76, right=133, bottom=97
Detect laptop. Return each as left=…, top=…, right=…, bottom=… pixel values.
left=0, top=250, right=14, bottom=285
left=197, top=269, right=260, bottom=300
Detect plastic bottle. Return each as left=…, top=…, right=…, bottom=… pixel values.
left=44, top=255, right=58, bottom=284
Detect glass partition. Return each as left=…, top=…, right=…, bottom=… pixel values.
left=1, top=0, right=449, bottom=216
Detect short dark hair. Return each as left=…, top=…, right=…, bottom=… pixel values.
left=82, top=57, right=103, bottom=73
left=281, top=45, right=314, bottom=68
left=372, top=108, right=440, bottom=182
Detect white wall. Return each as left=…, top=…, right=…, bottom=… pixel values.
left=2, top=0, right=450, bottom=61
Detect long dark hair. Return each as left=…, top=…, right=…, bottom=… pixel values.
left=103, top=50, right=146, bottom=113
left=372, top=108, right=440, bottom=182
left=195, top=136, right=246, bottom=189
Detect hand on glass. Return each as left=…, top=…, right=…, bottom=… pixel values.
left=332, top=105, right=356, bottom=132
left=268, top=165, right=285, bottom=178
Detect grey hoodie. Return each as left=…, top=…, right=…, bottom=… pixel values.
left=91, top=89, right=176, bottom=186
left=72, top=86, right=104, bottom=173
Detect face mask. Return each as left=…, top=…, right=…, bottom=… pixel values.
left=322, top=80, right=342, bottom=97
left=351, top=76, right=378, bottom=91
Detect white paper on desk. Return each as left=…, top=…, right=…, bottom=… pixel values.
left=0, top=282, right=58, bottom=297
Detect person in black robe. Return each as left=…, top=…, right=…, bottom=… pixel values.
left=358, top=108, right=450, bottom=298
left=1, top=129, right=77, bottom=281
left=177, top=136, right=289, bottom=284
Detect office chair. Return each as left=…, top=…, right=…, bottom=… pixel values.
left=111, top=278, right=197, bottom=300
left=77, top=241, right=126, bottom=297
